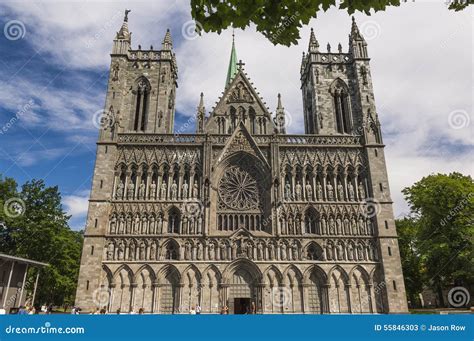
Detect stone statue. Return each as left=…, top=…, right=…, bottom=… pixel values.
left=348, top=182, right=355, bottom=201
left=268, top=243, right=275, bottom=260
left=117, top=243, right=124, bottom=260
left=126, top=215, right=132, bottom=234
left=127, top=182, right=135, bottom=199
left=285, top=181, right=291, bottom=200
left=107, top=243, right=114, bottom=260
left=343, top=217, right=350, bottom=235
left=149, top=180, right=157, bottom=199
left=182, top=180, right=189, bottom=199
left=292, top=242, right=298, bottom=260
left=337, top=243, right=344, bottom=260
left=141, top=215, right=148, bottom=234
left=358, top=182, right=366, bottom=200
left=305, top=182, right=313, bottom=201
left=295, top=181, right=302, bottom=201
left=317, top=182, right=323, bottom=200
left=220, top=243, right=227, bottom=260
left=116, top=181, right=124, bottom=199
left=140, top=243, right=146, bottom=260
left=326, top=182, right=334, bottom=200
left=351, top=217, right=357, bottom=235
left=129, top=243, right=136, bottom=261
left=138, top=180, right=145, bottom=199
left=160, top=182, right=167, bottom=199
left=171, top=180, right=178, bottom=200
left=192, top=180, right=199, bottom=198
left=329, top=216, right=335, bottom=234
left=134, top=215, right=140, bottom=234
left=209, top=243, right=215, bottom=260
left=337, top=183, right=344, bottom=201
left=185, top=243, right=191, bottom=260
left=280, top=243, right=287, bottom=260
left=118, top=215, right=125, bottom=234
left=149, top=215, right=156, bottom=234
left=257, top=243, right=263, bottom=260
left=197, top=242, right=203, bottom=260
left=110, top=215, right=117, bottom=233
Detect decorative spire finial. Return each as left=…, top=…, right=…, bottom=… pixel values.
left=124, top=9, right=131, bottom=22
left=225, top=33, right=238, bottom=86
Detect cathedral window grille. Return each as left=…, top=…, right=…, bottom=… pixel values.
left=168, top=209, right=180, bottom=234
left=331, top=80, right=352, bottom=134
left=133, top=77, right=151, bottom=131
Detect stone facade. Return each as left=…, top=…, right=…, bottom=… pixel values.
left=75, top=13, right=408, bottom=314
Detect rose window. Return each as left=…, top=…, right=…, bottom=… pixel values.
left=218, top=166, right=260, bottom=210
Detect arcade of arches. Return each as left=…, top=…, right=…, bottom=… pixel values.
left=100, top=261, right=384, bottom=314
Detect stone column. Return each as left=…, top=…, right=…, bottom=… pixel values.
left=151, top=283, right=158, bottom=313
left=124, top=171, right=130, bottom=200
left=346, top=284, right=352, bottom=313
left=343, top=170, right=348, bottom=201
left=129, top=283, right=137, bottom=312
left=145, top=169, right=152, bottom=199
left=112, top=172, right=119, bottom=199
left=322, top=170, right=327, bottom=200
left=301, top=283, right=310, bottom=314
left=135, top=171, right=142, bottom=199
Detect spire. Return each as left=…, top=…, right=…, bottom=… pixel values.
left=225, top=31, right=238, bottom=86
left=350, top=16, right=365, bottom=42
left=277, top=93, right=283, bottom=110
left=308, top=28, right=319, bottom=52
left=349, top=17, right=368, bottom=58
left=196, top=92, right=205, bottom=133
left=162, top=29, right=173, bottom=50
left=117, top=9, right=131, bottom=40
left=113, top=9, right=131, bottom=54
left=274, top=93, right=286, bottom=134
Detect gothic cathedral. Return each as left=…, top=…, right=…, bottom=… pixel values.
left=75, top=12, right=408, bottom=314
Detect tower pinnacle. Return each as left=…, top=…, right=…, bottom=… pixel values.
left=225, top=31, right=238, bottom=87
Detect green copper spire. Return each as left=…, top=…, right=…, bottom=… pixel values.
left=225, top=31, right=238, bottom=87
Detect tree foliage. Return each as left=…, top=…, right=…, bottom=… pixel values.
left=190, top=0, right=473, bottom=46
left=0, top=175, right=83, bottom=306
left=399, top=172, right=474, bottom=307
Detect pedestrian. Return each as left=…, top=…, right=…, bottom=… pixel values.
left=189, top=306, right=196, bottom=315
left=138, top=308, right=144, bottom=315
left=47, top=304, right=53, bottom=314
left=116, top=308, right=121, bottom=315
left=196, top=305, right=201, bottom=315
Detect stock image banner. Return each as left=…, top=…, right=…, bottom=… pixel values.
left=0, top=0, right=472, bottom=340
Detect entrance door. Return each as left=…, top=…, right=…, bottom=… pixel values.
left=234, top=298, right=251, bottom=314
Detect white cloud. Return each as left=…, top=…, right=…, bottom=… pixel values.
left=1, top=0, right=472, bottom=217
left=62, top=190, right=89, bottom=217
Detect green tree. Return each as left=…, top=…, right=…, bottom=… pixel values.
left=190, top=0, right=473, bottom=46
left=396, top=217, right=424, bottom=307
left=402, top=172, right=474, bottom=307
left=0, top=175, right=83, bottom=307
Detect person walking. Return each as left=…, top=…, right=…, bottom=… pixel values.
left=189, top=306, right=196, bottom=315
left=195, top=305, right=201, bottom=315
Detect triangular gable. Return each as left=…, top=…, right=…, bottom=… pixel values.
left=207, top=68, right=273, bottom=122
left=216, top=121, right=269, bottom=168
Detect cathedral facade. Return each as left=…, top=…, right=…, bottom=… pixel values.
left=75, top=12, right=408, bottom=314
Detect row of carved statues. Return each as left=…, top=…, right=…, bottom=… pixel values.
left=109, top=211, right=203, bottom=235
left=108, top=211, right=374, bottom=237
left=114, top=175, right=200, bottom=201
left=104, top=237, right=379, bottom=263
left=283, top=175, right=367, bottom=202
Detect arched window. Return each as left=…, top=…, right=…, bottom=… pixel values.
left=167, top=208, right=180, bottom=234
left=331, top=79, right=352, bottom=134
left=305, top=209, right=319, bottom=234
left=133, top=77, right=151, bottom=132
left=165, top=242, right=179, bottom=260
left=306, top=243, right=323, bottom=260
left=249, top=107, right=256, bottom=134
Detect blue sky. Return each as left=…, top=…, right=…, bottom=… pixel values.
left=0, top=1, right=472, bottom=230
